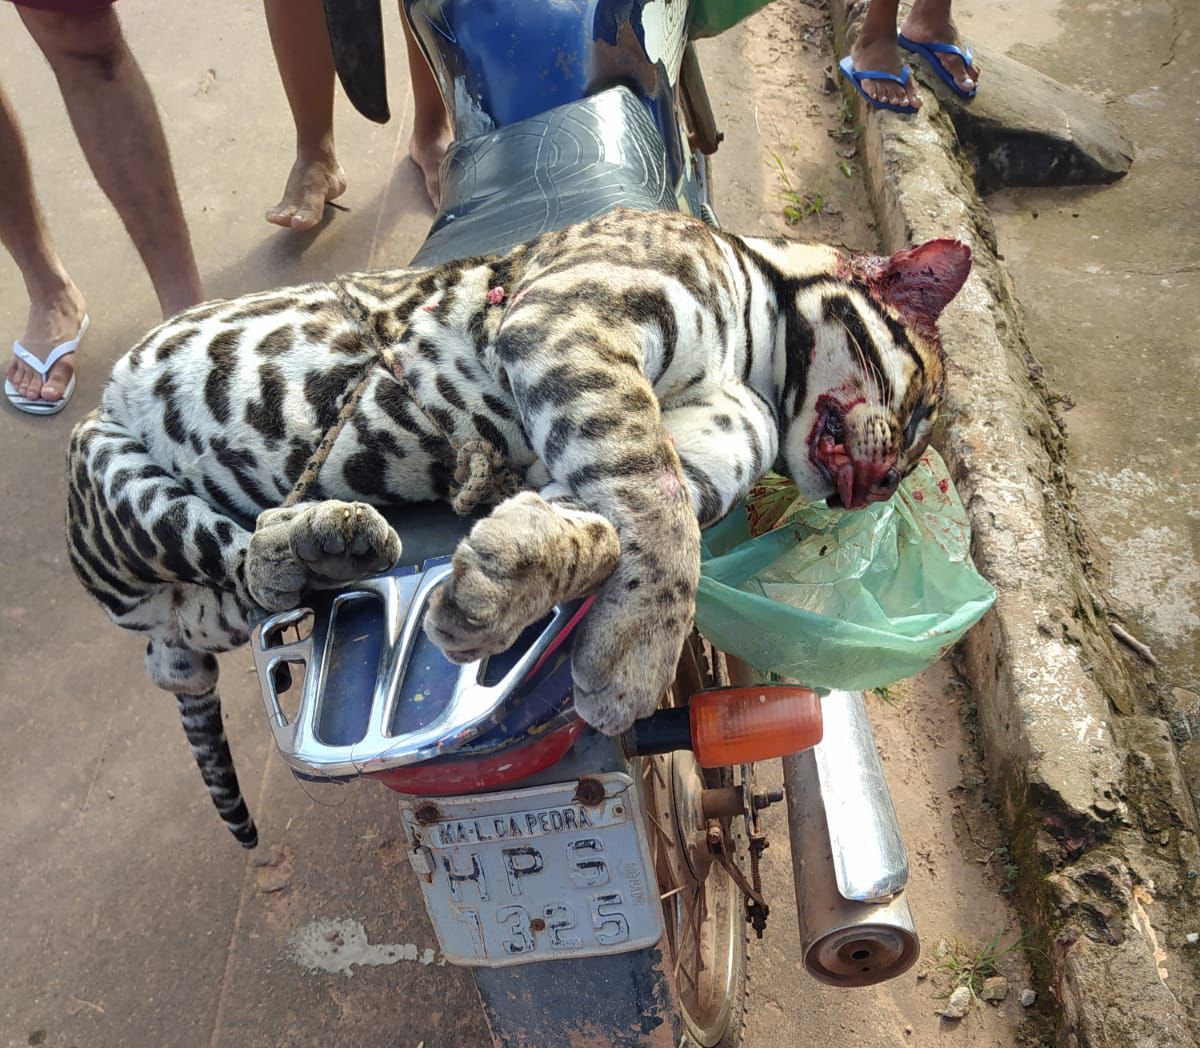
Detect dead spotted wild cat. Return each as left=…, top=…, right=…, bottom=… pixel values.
left=66, top=208, right=971, bottom=844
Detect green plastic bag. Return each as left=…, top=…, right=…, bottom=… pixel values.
left=694, top=449, right=995, bottom=690
left=689, top=0, right=778, bottom=39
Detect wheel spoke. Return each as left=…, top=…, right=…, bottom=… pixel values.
left=674, top=891, right=701, bottom=992
left=640, top=643, right=745, bottom=1044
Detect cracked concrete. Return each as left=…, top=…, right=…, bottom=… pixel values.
left=2, top=2, right=1036, bottom=1046
left=830, top=0, right=1200, bottom=1043
left=978, top=0, right=1200, bottom=831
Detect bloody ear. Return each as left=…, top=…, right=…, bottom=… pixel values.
left=855, top=239, right=972, bottom=331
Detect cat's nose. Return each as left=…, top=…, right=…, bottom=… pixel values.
left=868, top=466, right=901, bottom=500
left=845, top=459, right=900, bottom=508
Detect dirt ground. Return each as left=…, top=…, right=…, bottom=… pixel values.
left=0, top=2, right=1046, bottom=1046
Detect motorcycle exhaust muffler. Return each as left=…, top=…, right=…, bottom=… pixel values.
left=781, top=690, right=919, bottom=987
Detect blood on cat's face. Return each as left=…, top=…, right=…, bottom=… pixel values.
left=780, top=238, right=970, bottom=509
left=807, top=394, right=901, bottom=509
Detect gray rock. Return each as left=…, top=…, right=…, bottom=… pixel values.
left=942, top=986, right=972, bottom=1020
left=1020, top=988, right=1037, bottom=1007
left=980, top=976, right=1010, bottom=1002
left=914, top=43, right=1133, bottom=192
left=1169, top=689, right=1199, bottom=742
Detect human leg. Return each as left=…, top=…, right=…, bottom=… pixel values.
left=400, top=5, right=451, bottom=208
left=262, top=0, right=347, bottom=231
left=847, top=0, right=922, bottom=111
left=0, top=80, right=87, bottom=404
left=18, top=5, right=203, bottom=319
left=901, top=0, right=980, bottom=96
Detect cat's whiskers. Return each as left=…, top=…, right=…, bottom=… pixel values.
left=838, top=317, right=885, bottom=405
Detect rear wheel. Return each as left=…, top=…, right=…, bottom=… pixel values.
left=640, top=636, right=748, bottom=1048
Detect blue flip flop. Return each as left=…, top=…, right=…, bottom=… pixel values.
left=898, top=33, right=977, bottom=99
left=837, top=56, right=919, bottom=115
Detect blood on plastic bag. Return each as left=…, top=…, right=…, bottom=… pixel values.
left=694, top=449, right=995, bottom=690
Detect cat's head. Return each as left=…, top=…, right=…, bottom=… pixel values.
left=780, top=238, right=972, bottom=508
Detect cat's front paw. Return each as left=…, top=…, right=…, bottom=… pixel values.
left=289, top=501, right=401, bottom=584
left=424, top=492, right=620, bottom=664
left=246, top=500, right=401, bottom=611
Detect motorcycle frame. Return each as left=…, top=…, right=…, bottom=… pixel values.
left=295, top=4, right=918, bottom=1044
left=306, top=4, right=721, bottom=1044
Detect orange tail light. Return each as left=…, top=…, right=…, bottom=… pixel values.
left=689, top=686, right=823, bottom=768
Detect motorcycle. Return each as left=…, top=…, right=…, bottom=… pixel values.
left=251, top=2, right=920, bottom=1044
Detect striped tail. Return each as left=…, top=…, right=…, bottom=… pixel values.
left=176, top=690, right=258, bottom=848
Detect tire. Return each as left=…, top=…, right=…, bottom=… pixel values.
left=640, top=636, right=748, bottom=1048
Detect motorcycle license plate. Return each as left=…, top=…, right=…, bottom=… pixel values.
left=400, top=773, right=664, bottom=966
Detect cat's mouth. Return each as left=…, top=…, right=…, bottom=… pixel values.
left=809, top=396, right=857, bottom=509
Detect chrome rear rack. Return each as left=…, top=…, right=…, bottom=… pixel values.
left=250, top=562, right=578, bottom=779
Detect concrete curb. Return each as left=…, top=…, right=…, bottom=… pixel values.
left=826, top=4, right=1200, bottom=1044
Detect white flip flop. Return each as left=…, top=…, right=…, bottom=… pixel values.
left=4, top=314, right=88, bottom=416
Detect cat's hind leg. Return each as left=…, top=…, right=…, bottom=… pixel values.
left=68, top=417, right=402, bottom=847
left=423, top=490, right=620, bottom=664
left=67, top=414, right=262, bottom=846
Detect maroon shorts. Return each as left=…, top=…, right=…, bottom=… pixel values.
left=5, top=0, right=116, bottom=10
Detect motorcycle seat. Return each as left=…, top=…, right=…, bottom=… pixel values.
left=392, top=86, right=681, bottom=560
left=411, top=85, right=679, bottom=268
left=380, top=501, right=482, bottom=567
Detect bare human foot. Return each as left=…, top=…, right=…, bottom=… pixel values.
left=409, top=125, right=451, bottom=210
left=402, top=11, right=453, bottom=211
left=266, top=148, right=347, bottom=232
left=900, top=8, right=980, bottom=95
left=6, top=279, right=87, bottom=403
left=849, top=29, right=922, bottom=111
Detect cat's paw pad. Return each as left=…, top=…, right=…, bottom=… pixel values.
left=288, top=501, right=401, bottom=584
left=245, top=501, right=400, bottom=611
